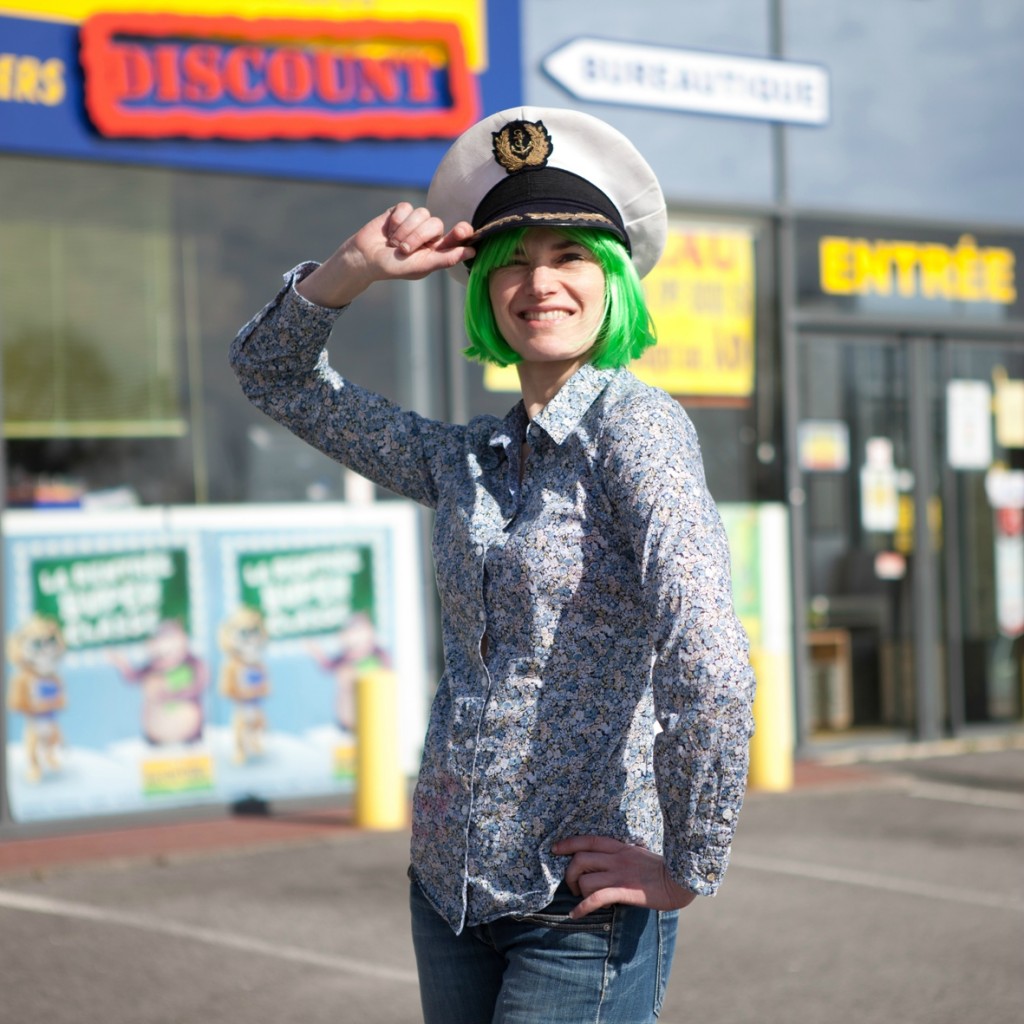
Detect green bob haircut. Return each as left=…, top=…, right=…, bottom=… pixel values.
left=462, top=226, right=657, bottom=369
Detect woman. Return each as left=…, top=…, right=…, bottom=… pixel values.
left=231, top=106, right=756, bottom=1024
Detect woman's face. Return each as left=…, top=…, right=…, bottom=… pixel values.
left=488, top=228, right=606, bottom=368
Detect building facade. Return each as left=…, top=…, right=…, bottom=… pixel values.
left=2, top=0, right=1022, bottom=829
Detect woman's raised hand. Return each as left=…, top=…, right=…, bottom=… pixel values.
left=296, top=203, right=476, bottom=308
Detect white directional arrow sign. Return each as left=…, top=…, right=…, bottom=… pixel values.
left=543, top=38, right=829, bottom=125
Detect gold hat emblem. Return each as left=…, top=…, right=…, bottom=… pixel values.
left=492, top=119, right=553, bottom=174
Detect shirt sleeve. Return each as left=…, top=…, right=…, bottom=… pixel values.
left=229, top=263, right=451, bottom=508
left=601, top=386, right=756, bottom=896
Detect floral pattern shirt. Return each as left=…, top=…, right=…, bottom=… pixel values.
left=231, top=264, right=756, bottom=935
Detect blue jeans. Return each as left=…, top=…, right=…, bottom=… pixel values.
left=410, top=878, right=679, bottom=1024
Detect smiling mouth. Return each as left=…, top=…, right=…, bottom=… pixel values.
left=520, top=309, right=572, bottom=321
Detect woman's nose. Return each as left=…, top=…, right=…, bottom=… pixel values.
left=526, top=264, right=556, bottom=293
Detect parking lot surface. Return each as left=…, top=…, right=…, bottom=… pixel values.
left=2, top=747, right=1022, bottom=1024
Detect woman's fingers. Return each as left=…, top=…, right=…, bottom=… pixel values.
left=385, top=207, right=475, bottom=256
left=561, top=851, right=616, bottom=894
left=386, top=204, right=447, bottom=254
left=440, top=220, right=477, bottom=250
left=554, top=835, right=629, bottom=895
left=552, top=835, right=697, bottom=918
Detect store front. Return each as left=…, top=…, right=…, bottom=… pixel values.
left=792, top=221, right=1024, bottom=745
left=0, top=0, right=521, bottom=831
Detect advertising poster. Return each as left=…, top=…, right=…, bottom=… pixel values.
left=946, top=379, right=993, bottom=470
left=3, top=503, right=427, bottom=823
left=634, top=223, right=757, bottom=400
left=860, top=437, right=900, bottom=533
left=717, top=504, right=762, bottom=647
left=797, top=420, right=850, bottom=473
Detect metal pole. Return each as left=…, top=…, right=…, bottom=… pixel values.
left=770, top=0, right=810, bottom=753
left=908, top=336, right=942, bottom=740
left=181, top=236, right=209, bottom=504
left=939, top=340, right=966, bottom=735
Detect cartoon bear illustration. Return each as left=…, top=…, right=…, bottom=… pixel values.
left=6, top=615, right=67, bottom=782
left=218, top=606, right=271, bottom=764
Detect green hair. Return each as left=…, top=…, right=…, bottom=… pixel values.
left=462, top=226, right=657, bottom=369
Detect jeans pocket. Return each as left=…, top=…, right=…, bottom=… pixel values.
left=512, top=905, right=615, bottom=933
left=511, top=885, right=616, bottom=933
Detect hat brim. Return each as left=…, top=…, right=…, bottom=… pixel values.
left=471, top=210, right=624, bottom=243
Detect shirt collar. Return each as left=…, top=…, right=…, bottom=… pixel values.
left=488, top=363, right=619, bottom=451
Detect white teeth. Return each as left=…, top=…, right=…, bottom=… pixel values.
left=524, top=309, right=569, bottom=321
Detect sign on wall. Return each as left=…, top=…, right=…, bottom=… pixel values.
left=78, top=13, right=478, bottom=141
left=0, top=0, right=520, bottom=187
left=634, top=222, right=757, bottom=399
left=3, top=504, right=427, bottom=823
left=946, top=379, right=993, bottom=470
left=797, top=220, right=1024, bottom=322
left=543, top=37, right=829, bottom=126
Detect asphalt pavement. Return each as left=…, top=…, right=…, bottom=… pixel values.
left=1, top=744, right=1022, bottom=1024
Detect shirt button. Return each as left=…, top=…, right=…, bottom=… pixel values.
left=478, top=611, right=486, bottom=622
left=475, top=545, right=484, bottom=556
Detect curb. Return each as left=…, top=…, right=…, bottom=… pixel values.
left=0, top=807, right=357, bottom=878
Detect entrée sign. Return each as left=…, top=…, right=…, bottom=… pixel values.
left=79, top=12, right=479, bottom=141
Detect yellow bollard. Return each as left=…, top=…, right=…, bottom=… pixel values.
left=747, top=648, right=794, bottom=792
left=354, top=668, right=408, bottom=829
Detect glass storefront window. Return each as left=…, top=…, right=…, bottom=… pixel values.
left=0, top=157, right=441, bottom=508
left=2, top=179, right=183, bottom=438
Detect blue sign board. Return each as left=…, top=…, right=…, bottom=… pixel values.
left=0, top=2, right=521, bottom=187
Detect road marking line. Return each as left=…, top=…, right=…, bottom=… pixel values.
left=0, top=889, right=418, bottom=984
left=905, top=782, right=1024, bottom=811
left=731, top=853, right=1024, bottom=913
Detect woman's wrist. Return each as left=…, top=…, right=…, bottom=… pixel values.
left=295, top=240, right=377, bottom=308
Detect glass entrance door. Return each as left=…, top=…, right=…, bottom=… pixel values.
left=798, top=335, right=924, bottom=738
left=942, top=340, right=1024, bottom=729
left=797, top=332, right=1024, bottom=742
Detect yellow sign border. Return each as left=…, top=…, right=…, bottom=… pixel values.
left=0, top=0, right=487, bottom=70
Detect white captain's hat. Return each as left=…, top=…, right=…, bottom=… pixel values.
left=426, top=106, right=667, bottom=284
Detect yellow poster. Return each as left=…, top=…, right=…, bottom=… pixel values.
left=994, top=368, right=1024, bottom=449
left=635, top=224, right=756, bottom=398
left=483, top=223, right=757, bottom=397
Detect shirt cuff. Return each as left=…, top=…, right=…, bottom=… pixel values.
left=670, top=844, right=731, bottom=897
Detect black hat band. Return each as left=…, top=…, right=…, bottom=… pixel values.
left=470, top=167, right=630, bottom=251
